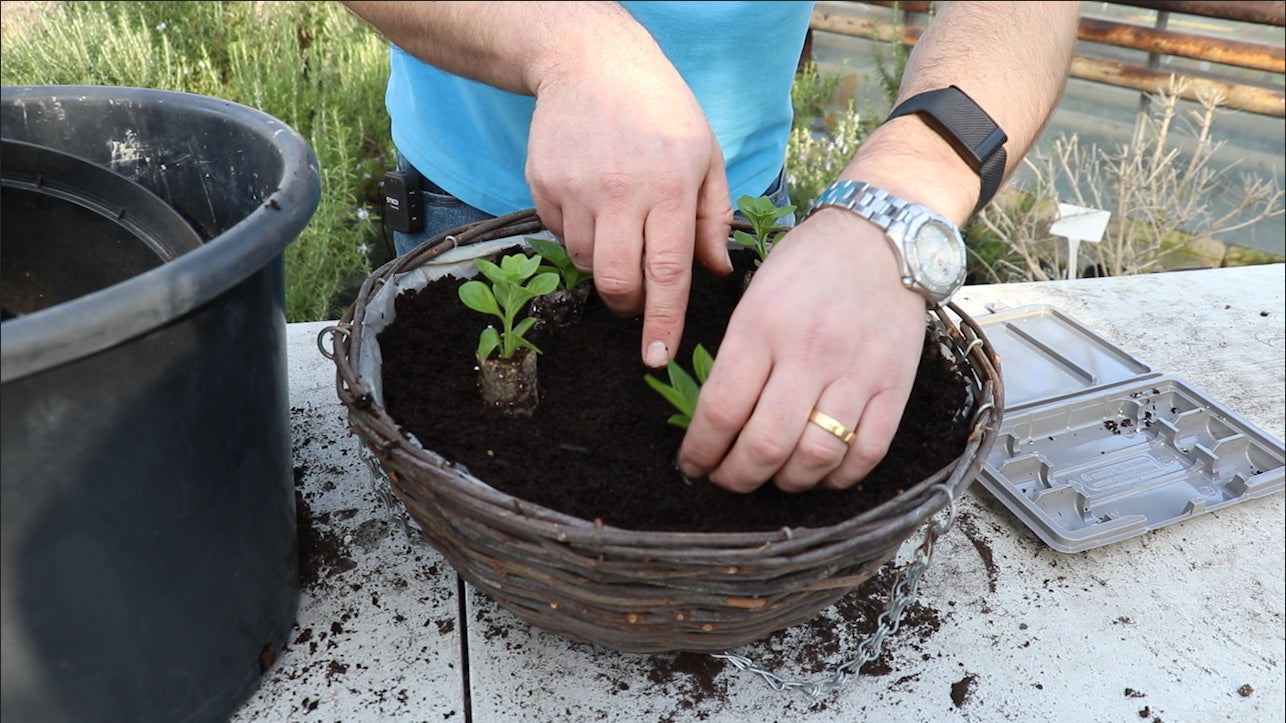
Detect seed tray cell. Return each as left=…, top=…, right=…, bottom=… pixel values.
left=978, top=375, right=1285, bottom=553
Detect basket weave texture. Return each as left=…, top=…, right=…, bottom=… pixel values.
left=330, top=210, right=1003, bottom=654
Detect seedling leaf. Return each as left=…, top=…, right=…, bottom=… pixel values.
left=526, top=271, right=561, bottom=298
left=459, top=280, right=500, bottom=317
left=692, top=344, right=714, bottom=383
left=527, top=236, right=593, bottom=290
left=733, top=194, right=797, bottom=266
left=643, top=343, right=714, bottom=430
left=476, top=327, right=501, bottom=360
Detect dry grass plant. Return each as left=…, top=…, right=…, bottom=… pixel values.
left=973, top=78, right=1284, bottom=282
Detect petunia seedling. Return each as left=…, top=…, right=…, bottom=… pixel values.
left=526, top=236, right=593, bottom=291
left=458, top=252, right=559, bottom=360
left=732, top=194, right=797, bottom=266
left=644, top=344, right=715, bottom=430
left=525, top=237, right=594, bottom=329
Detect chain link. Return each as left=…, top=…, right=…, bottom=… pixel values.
left=712, top=483, right=958, bottom=701
left=357, top=444, right=431, bottom=546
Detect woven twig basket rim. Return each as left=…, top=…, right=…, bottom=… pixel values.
left=330, top=209, right=1003, bottom=550
left=369, top=440, right=955, bottom=561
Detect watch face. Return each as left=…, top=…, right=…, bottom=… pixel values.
left=913, top=219, right=965, bottom=289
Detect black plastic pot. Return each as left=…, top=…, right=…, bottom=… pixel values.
left=1, top=86, right=321, bottom=723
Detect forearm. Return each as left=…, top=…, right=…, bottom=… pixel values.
left=340, top=1, right=657, bottom=96
left=846, top=1, right=1081, bottom=222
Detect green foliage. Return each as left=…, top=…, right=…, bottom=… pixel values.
left=786, top=100, right=867, bottom=213
left=732, top=195, right=797, bottom=266
left=644, top=344, right=714, bottom=430
left=790, top=60, right=844, bottom=133
left=525, top=237, right=592, bottom=290
left=458, top=253, right=559, bottom=360
left=962, top=215, right=1023, bottom=283
left=868, top=6, right=914, bottom=117
left=0, top=1, right=394, bottom=322
left=786, top=13, right=910, bottom=212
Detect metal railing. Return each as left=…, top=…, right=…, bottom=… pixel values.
left=806, top=1, right=1285, bottom=117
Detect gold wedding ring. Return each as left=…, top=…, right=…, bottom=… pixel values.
left=808, top=409, right=856, bottom=445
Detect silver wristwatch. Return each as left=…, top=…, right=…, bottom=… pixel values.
left=806, top=180, right=967, bottom=305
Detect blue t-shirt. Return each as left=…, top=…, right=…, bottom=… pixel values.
left=385, top=1, right=814, bottom=216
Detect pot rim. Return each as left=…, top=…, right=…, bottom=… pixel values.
left=1, top=85, right=321, bottom=383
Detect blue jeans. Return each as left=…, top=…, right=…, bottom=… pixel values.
left=392, top=153, right=794, bottom=256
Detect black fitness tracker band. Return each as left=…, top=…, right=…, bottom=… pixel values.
left=884, top=85, right=1008, bottom=216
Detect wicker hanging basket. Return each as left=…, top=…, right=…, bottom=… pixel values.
left=326, top=209, right=1003, bottom=654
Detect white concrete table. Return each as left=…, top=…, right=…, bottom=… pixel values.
left=233, top=263, right=1284, bottom=723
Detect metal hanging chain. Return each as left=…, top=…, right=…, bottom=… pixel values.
left=712, top=483, right=959, bottom=701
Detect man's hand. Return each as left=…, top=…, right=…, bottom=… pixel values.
left=525, top=36, right=733, bottom=369
left=677, top=207, right=928, bottom=493
left=339, top=1, right=735, bottom=368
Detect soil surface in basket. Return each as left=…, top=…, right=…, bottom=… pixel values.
left=379, top=248, right=973, bottom=533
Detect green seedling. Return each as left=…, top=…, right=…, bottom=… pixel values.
left=733, top=194, right=797, bottom=266
left=644, top=344, right=715, bottom=430
left=458, top=253, right=559, bottom=360
left=526, top=236, right=593, bottom=290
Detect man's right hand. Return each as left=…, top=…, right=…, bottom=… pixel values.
left=524, top=22, right=734, bottom=369
left=341, top=1, right=735, bottom=369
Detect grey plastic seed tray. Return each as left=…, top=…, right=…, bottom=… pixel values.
left=974, top=305, right=1286, bottom=553
left=975, top=304, right=1156, bottom=410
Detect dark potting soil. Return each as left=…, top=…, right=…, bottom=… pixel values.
left=378, top=248, right=972, bottom=533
